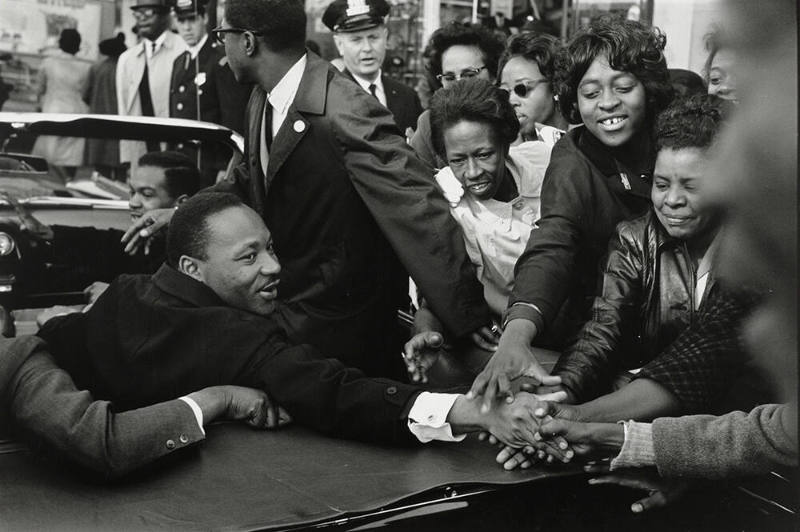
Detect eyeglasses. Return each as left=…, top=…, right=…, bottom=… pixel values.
left=132, top=7, right=167, bottom=19
left=501, top=79, right=549, bottom=98
left=436, top=66, right=487, bottom=83
left=211, top=26, right=263, bottom=45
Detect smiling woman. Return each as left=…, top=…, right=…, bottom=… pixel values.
left=469, top=16, right=676, bottom=405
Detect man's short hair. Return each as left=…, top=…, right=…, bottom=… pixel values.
left=429, top=78, right=519, bottom=158
left=166, top=192, right=244, bottom=267
left=137, top=151, right=202, bottom=199
left=225, top=0, right=306, bottom=52
left=655, top=93, right=732, bottom=152
left=426, top=22, right=505, bottom=85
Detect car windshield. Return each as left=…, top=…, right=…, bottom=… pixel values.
left=0, top=113, right=242, bottom=201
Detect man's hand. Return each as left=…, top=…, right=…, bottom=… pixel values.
left=492, top=395, right=575, bottom=469
left=225, top=386, right=292, bottom=429
left=534, top=418, right=623, bottom=461
left=468, top=320, right=561, bottom=413
left=482, top=391, right=567, bottom=449
left=189, top=386, right=292, bottom=429
left=403, top=331, right=444, bottom=383
left=586, top=465, right=691, bottom=513
left=83, top=281, right=109, bottom=304
left=121, top=207, right=175, bottom=255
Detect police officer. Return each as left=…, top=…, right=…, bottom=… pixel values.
left=170, top=0, right=252, bottom=186
left=322, top=0, right=422, bottom=133
left=169, top=0, right=219, bottom=123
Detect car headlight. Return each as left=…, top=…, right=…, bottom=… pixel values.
left=0, top=232, right=15, bottom=256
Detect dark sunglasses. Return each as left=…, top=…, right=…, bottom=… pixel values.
left=502, top=79, right=548, bottom=98
left=211, top=26, right=263, bottom=45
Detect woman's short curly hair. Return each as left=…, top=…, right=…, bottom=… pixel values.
left=555, top=16, right=673, bottom=124
left=429, top=78, right=520, bottom=158
left=655, top=93, right=732, bottom=152
left=497, top=32, right=562, bottom=84
left=426, top=22, right=506, bottom=88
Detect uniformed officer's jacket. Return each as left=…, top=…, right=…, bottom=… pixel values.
left=169, top=38, right=221, bottom=123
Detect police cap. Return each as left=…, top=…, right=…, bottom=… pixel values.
left=322, top=0, right=390, bottom=33
left=173, top=0, right=207, bottom=18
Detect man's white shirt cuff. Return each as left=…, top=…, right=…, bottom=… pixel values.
left=407, top=392, right=466, bottom=443
left=179, top=396, right=205, bottom=435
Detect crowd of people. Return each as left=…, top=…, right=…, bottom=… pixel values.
left=0, top=0, right=796, bottom=517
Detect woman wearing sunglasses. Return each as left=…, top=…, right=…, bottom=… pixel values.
left=469, top=17, right=674, bottom=410
left=402, top=78, right=563, bottom=387
left=498, top=33, right=569, bottom=146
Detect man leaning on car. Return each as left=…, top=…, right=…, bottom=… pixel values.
left=38, top=193, right=565, bottom=449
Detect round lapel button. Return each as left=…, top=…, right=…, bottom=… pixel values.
left=293, top=120, right=305, bottom=133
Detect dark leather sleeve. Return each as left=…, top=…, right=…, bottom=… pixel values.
left=326, top=80, right=490, bottom=338
left=245, top=336, right=421, bottom=446
left=506, top=141, right=594, bottom=328
left=552, top=221, right=645, bottom=402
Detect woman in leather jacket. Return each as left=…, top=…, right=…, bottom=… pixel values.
left=553, top=94, right=734, bottom=403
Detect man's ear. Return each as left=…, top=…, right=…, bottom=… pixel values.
left=244, top=31, right=258, bottom=57
left=175, top=194, right=189, bottom=206
left=178, top=255, right=204, bottom=282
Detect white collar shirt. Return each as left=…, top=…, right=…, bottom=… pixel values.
left=259, top=53, right=307, bottom=176
left=187, top=34, right=208, bottom=59
left=351, top=69, right=386, bottom=107
left=144, top=31, right=168, bottom=60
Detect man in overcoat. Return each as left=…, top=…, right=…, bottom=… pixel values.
left=125, top=0, right=493, bottom=378
left=116, top=0, right=188, bottom=165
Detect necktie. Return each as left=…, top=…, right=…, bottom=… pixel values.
left=260, top=102, right=273, bottom=178
left=368, top=83, right=378, bottom=100
left=138, top=43, right=159, bottom=152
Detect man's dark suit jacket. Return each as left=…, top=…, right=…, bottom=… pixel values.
left=214, top=52, right=489, bottom=374
left=342, top=69, right=423, bottom=133
left=38, top=265, right=420, bottom=445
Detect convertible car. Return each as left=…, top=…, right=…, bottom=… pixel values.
left=0, top=113, right=795, bottom=531
left=0, top=112, right=244, bottom=334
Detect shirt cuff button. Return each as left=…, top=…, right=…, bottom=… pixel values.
left=386, top=386, right=397, bottom=395
left=165, top=439, right=176, bottom=450
left=179, top=434, right=189, bottom=444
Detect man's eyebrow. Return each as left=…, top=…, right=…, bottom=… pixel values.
left=232, top=240, right=261, bottom=254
